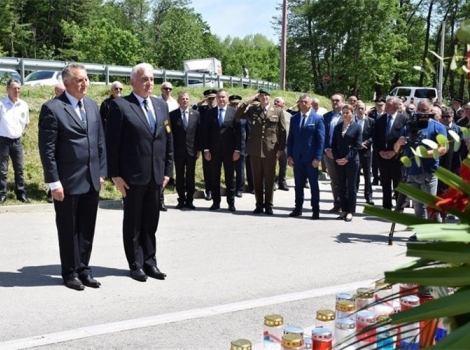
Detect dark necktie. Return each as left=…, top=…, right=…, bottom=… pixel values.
left=143, top=99, right=156, bottom=133
left=77, top=100, right=87, bottom=126
left=182, top=110, right=188, bottom=129
left=218, top=109, right=224, bottom=126
left=301, top=114, right=307, bottom=128
left=386, top=115, right=393, bottom=136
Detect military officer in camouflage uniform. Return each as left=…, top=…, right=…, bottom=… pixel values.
left=235, top=88, right=286, bottom=215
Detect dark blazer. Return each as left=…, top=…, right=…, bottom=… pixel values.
left=99, top=95, right=114, bottom=128
left=38, top=93, right=107, bottom=195
left=323, top=110, right=343, bottom=149
left=287, top=110, right=325, bottom=163
left=356, top=117, right=374, bottom=157
left=331, top=122, right=362, bottom=161
left=170, top=108, right=200, bottom=158
left=106, top=93, right=174, bottom=185
left=373, top=113, right=408, bottom=152
left=204, top=106, right=242, bottom=155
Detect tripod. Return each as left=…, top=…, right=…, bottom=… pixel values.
left=388, top=183, right=408, bottom=245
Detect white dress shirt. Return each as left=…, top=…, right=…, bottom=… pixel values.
left=0, top=97, right=29, bottom=139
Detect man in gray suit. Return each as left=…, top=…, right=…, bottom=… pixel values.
left=38, top=63, right=107, bottom=291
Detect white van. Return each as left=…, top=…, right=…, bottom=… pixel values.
left=386, top=86, right=437, bottom=105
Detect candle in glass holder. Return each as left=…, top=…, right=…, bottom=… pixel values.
left=336, top=299, right=355, bottom=320
left=264, top=314, right=284, bottom=350
left=315, top=309, right=335, bottom=331
left=311, top=328, right=332, bottom=350
left=356, top=288, right=375, bottom=312
left=283, top=325, right=304, bottom=338
left=281, top=333, right=304, bottom=350
left=334, top=317, right=356, bottom=349
left=231, top=339, right=252, bottom=350
left=356, top=310, right=377, bottom=347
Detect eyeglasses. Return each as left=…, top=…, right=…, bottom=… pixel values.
left=114, top=87, right=123, bottom=91
left=163, top=87, right=173, bottom=91
left=441, top=115, right=452, bottom=119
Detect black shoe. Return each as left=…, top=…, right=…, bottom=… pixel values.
left=130, top=268, right=147, bottom=282
left=79, top=275, right=101, bottom=288
left=289, top=208, right=302, bottom=217
left=0, top=195, right=6, bottom=203
left=175, top=202, right=185, bottom=209
left=228, top=204, right=236, bottom=212
left=185, top=202, right=196, bottom=210
left=366, top=200, right=375, bottom=205
left=205, top=192, right=212, bottom=201
left=312, top=211, right=320, bottom=220
left=160, top=203, right=168, bottom=211
left=17, top=195, right=31, bottom=204
left=144, top=266, right=166, bottom=280
left=278, top=183, right=289, bottom=191
left=64, top=277, right=85, bottom=291
left=265, top=207, right=273, bottom=215
left=304, top=182, right=310, bottom=189
left=210, top=203, right=220, bottom=211
left=249, top=189, right=255, bottom=194
left=336, top=213, right=347, bottom=220
left=235, top=191, right=243, bottom=198
left=372, top=179, right=380, bottom=186
left=408, top=234, right=418, bottom=242
left=328, top=206, right=341, bottom=213
left=253, top=207, right=263, bottom=214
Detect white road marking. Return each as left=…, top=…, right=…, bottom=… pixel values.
left=0, top=279, right=375, bottom=350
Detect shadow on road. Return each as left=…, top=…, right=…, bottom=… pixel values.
left=0, top=264, right=129, bottom=288
left=335, top=232, right=409, bottom=245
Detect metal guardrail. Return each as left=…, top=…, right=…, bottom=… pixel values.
left=0, top=57, right=280, bottom=90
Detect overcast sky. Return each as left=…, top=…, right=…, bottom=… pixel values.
left=190, top=0, right=281, bottom=42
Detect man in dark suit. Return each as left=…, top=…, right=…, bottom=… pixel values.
left=99, top=81, right=123, bottom=129
left=373, top=97, right=407, bottom=210
left=355, top=100, right=375, bottom=205
left=229, top=94, right=248, bottom=197
left=106, top=63, right=174, bottom=282
left=38, top=63, right=107, bottom=291
left=203, top=89, right=241, bottom=212
left=368, top=97, right=386, bottom=185
left=287, top=93, right=325, bottom=219
left=235, top=88, right=286, bottom=215
left=170, top=92, right=200, bottom=209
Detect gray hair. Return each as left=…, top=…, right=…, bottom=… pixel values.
left=386, top=97, right=401, bottom=108
left=299, top=93, right=312, bottom=101
left=130, top=63, right=154, bottom=81
left=311, top=97, right=319, bottom=104
left=62, top=63, right=86, bottom=83
left=6, top=78, right=21, bottom=88
left=110, top=81, right=122, bottom=90
left=177, top=91, right=189, bottom=99
left=274, top=97, right=285, bottom=104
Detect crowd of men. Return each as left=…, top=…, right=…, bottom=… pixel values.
left=1, top=63, right=470, bottom=290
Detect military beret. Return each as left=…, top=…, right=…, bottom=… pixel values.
left=258, top=88, right=271, bottom=96
left=203, top=89, right=217, bottom=98
left=375, top=97, right=386, bottom=104
left=229, top=95, right=242, bottom=103
left=453, top=98, right=463, bottom=105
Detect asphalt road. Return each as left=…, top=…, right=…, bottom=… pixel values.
left=0, top=179, right=412, bottom=350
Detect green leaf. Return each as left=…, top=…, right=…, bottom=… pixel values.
left=432, top=322, right=470, bottom=349
left=395, top=183, right=441, bottom=209
left=422, top=139, right=438, bottom=149
left=436, top=134, right=448, bottom=146
left=434, top=167, right=470, bottom=195
left=385, top=265, right=470, bottom=286
left=413, top=223, right=470, bottom=242
left=400, top=156, right=412, bottom=168
left=417, top=145, right=429, bottom=157
left=433, top=149, right=440, bottom=159
left=363, top=206, right=432, bottom=226
left=448, top=130, right=462, bottom=152
left=450, top=55, right=458, bottom=70
left=406, top=241, right=470, bottom=264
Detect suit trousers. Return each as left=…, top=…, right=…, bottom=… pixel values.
left=210, top=152, right=235, bottom=205
left=54, top=189, right=99, bottom=279
left=202, top=158, right=212, bottom=195
left=245, top=155, right=254, bottom=192
left=379, top=157, right=403, bottom=209
left=175, top=155, right=196, bottom=204
left=336, top=160, right=360, bottom=214
left=250, top=155, right=276, bottom=208
left=323, top=154, right=341, bottom=207
left=123, top=180, right=161, bottom=270
left=293, top=160, right=320, bottom=211
left=0, top=136, right=26, bottom=197
left=357, top=154, right=373, bottom=200
left=372, top=148, right=380, bottom=181
left=235, top=153, right=246, bottom=193
left=277, top=148, right=288, bottom=184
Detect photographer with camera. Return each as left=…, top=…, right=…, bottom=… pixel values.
left=393, top=99, right=447, bottom=220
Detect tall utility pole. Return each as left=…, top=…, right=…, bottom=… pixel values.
left=280, top=0, right=287, bottom=90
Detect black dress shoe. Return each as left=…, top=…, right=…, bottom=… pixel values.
left=366, top=200, right=375, bottom=205
left=64, top=277, right=85, bottom=291
left=253, top=207, right=263, bottom=214
left=0, top=195, right=6, bottom=203
left=209, top=203, right=220, bottom=211
left=17, top=195, right=31, bottom=204
left=185, top=202, right=196, bottom=210
left=289, top=209, right=302, bottom=217
left=130, top=269, right=148, bottom=282
left=144, top=266, right=166, bottom=280
left=304, top=182, right=310, bottom=189
left=205, top=192, right=212, bottom=201
left=265, top=207, right=273, bottom=215
left=79, top=275, right=101, bottom=288
left=278, top=183, right=289, bottom=191
left=175, top=202, right=185, bottom=209
left=228, top=204, right=236, bottom=212
left=160, top=203, right=168, bottom=211
left=235, top=191, right=243, bottom=198
left=328, top=206, right=341, bottom=213
left=312, top=212, right=320, bottom=220
left=336, top=213, right=347, bottom=220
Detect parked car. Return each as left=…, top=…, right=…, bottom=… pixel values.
left=386, top=86, right=438, bottom=106
left=24, top=70, right=62, bottom=86
left=0, top=69, right=21, bottom=82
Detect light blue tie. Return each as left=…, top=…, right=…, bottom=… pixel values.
left=77, top=100, right=87, bottom=127
left=143, top=99, right=156, bottom=133
left=218, top=109, right=224, bottom=126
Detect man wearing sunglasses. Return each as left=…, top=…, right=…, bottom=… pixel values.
left=99, top=81, right=123, bottom=129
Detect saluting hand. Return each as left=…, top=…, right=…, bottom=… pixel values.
left=112, top=176, right=129, bottom=198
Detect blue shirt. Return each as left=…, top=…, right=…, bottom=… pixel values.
left=401, top=119, right=447, bottom=175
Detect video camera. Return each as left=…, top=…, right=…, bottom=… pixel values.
left=406, top=110, right=433, bottom=134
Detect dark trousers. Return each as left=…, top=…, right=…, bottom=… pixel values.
left=175, top=155, right=196, bottom=204
left=202, top=158, right=212, bottom=195
left=323, top=154, right=341, bottom=207
left=210, top=152, right=235, bottom=205
left=336, top=160, right=360, bottom=214
left=379, top=158, right=403, bottom=209
left=250, top=155, right=276, bottom=208
left=245, top=155, right=254, bottom=192
left=235, top=153, right=246, bottom=193
left=357, top=154, right=373, bottom=200
left=293, top=160, right=320, bottom=211
left=54, top=189, right=99, bottom=279
left=277, top=149, right=287, bottom=184
left=372, top=148, right=379, bottom=181
left=0, top=136, right=26, bottom=197
left=123, top=180, right=161, bottom=270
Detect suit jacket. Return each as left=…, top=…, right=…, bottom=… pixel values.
left=356, top=117, right=374, bottom=157
left=235, top=102, right=286, bottom=158
left=373, top=113, right=408, bottom=152
left=204, top=106, right=242, bottom=156
left=38, top=93, right=107, bottom=195
left=323, top=110, right=343, bottom=150
left=170, top=108, right=200, bottom=158
left=287, top=110, right=325, bottom=163
left=331, top=122, right=362, bottom=161
left=105, top=93, right=174, bottom=185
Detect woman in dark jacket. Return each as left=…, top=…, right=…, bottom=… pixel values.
left=331, top=104, right=362, bottom=221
